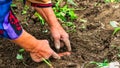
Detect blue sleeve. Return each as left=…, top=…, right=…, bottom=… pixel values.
left=0, top=0, right=23, bottom=39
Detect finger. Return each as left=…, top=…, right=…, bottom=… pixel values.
left=60, top=41, right=65, bottom=47
left=54, top=39, right=61, bottom=50
left=52, top=50, right=61, bottom=59
left=30, top=53, right=43, bottom=62
left=58, top=52, right=71, bottom=57
left=63, top=39, right=71, bottom=51
left=37, top=52, right=50, bottom=60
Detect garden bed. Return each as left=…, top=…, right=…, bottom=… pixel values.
left=0, top=0, right=120, bottom=68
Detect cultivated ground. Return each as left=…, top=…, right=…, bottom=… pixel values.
left=0, top=0, right=120, bottom=68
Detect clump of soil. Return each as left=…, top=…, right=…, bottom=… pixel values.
left=1, top=0, right=120, bottom=68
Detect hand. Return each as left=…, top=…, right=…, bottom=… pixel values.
left=34, top=7, right=71, bottom=51
left=50, top=25, right=71, bottom=51
left=12, top=30, right=70, bottom=62
left=30, top=40, right=60, bottom=62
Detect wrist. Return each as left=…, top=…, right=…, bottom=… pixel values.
left=11, top=30, right=38, bottom=52
left=49, top=22, right=62, bottom=28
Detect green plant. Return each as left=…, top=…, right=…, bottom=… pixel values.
left=90, top=59, right=109, bottom=68
left=16, top=54, right=24, bottom=60
left=34, top=12, right=45, bottom=25
left=42, top=58, right=53, bottom=67
left=11, top=3, right=17, bottom=7
left=22, top=5, right=29, bottom=15
left=109, top=21, right=120, bottom=35
left=62, top=22, right=76, bottom=32
left=53, top=0, right=77, bottom=22
left=104, top=0, right=120, bottom=3
left=16, top=48, right=25, bottom=60
left=53, top=0, right=77, bottom=32
left=113, top=27, right=120, bottom=35
left=16, top=48, right=52, bottom=67
left=67, top=0, right=77, bottom=6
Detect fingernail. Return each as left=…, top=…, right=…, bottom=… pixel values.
left=56, top=56, right=61, bottom=59
left=54, top=55, right=61, bottom=59
left=55, top=45, right=60, bottom=50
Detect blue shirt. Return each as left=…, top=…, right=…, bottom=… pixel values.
left=0, top=0, right=12, bottom=29
left=0, top=0, right=23, bottom=39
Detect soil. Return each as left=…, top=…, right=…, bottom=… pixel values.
left=1, top=0, right=120, bottom=68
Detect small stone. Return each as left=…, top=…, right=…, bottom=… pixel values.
left=0, top=59, right=3, bottom=64
left=0, top=54, right=2, bottom=57
left=66, top=62, right=80, bottom=68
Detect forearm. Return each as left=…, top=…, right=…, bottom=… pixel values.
left=12, top=30, right=37, bottom=52
left=35, top=7, right=61, bottom=27
left=26, top=0, right=61, bottom=27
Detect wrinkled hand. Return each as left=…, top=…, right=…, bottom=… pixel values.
left=30, top=40, right=60, bottom=62
left=50, top=25, right=71, bottom=51
left=12, top=30, right=71, bottom=62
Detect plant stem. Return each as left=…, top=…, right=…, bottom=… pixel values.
left=42, top=58, right=53, bottom=67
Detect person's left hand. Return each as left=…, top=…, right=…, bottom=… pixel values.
left=50, top=25, right=71, bottom=52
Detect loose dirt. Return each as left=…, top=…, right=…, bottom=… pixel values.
left=1, top=0, right=120, bottom=68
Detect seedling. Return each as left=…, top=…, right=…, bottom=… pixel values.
left=104, top=0, right=120, bottom=3
left=16, top=48, right=52, bottom=67
left=42, top=58, right=53, bottom=67
left=18, top=0, right=77, bottom=31
left=53, top=3, right=77, bottom=22
left=34, top=12, right=45, bottom=25
left=67, top=0, right=77, bottom=6
left=54, top=0, right=77, bottom=21
left=113, top=27, right=120, bottom=35
left=109, top=21, right=120, bottom=35
left=62, top=22, right=76, bottom=32
left=16, top=54, right=24, bottom=60
left=22, top=5, right=29, bottom=15
left=11, top=3, right=17, bottom=7
left=16, top=48, right=25, bottom=60
left=53, top=0, right=77, bottom=32
left=90, top=59, right=109, bottom=68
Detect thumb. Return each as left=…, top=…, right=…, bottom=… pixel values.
left=52, top=50, right=61, bottom=59
left=30, top=52, right=43, bottom=62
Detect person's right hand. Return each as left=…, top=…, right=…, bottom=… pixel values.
left=12, top=30, right=70, bottom=62
left=30, top=40, right=61, bottom=62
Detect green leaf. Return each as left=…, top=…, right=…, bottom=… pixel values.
left=11, top=4, right=17, bottom=7
left=19, top=49, right=25, bottom=53
left=22, top=11, right=27, bottom=15
left=61, top=5, right=68, bottom=12
left=113, top=27, right=120, bottom=35
left=42, top=58, right=52, bottom=67
left=65, top=22, right=74, bottom=27
left=104, top=0, right=120, bottom=3
left=90, top=60, right=109, bottom=67
left=22, top=5, right=29, bottom=15
left=16, top=54, right=23, bottom=60
left=80, top=19, right=87, bottom=23
left=55, top=0, right=62, bottom=8
left=68, top=10, right=77, bottom=20
left=67, top=0, right=77, bottom=6
left=35, top=12, right=45, bottom=25
left=110, top=21, right=118, bottom=28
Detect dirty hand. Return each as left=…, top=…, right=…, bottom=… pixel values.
left=12, top=30, right=70, bottom=62
left=30, top=40, right=60, bottom=62
left=34, top=7, right=71, bottom=52
left=50, top=25, right=71, bottom=51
